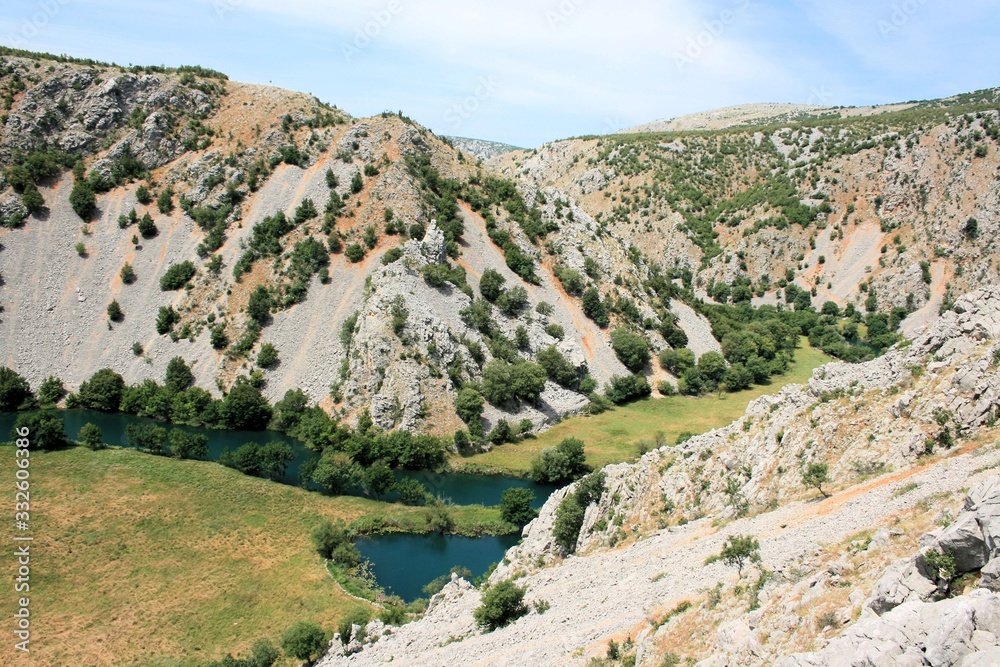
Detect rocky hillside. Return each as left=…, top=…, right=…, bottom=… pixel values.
left=1, top=47, right=998, bottom=442
left=317, top=287, right=1000, bottom=666
left=445, top=136, right=521, bottom=162
left=492, top=88, right=1000, bottom=336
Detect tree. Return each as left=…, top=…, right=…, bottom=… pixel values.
left=107, top=300, right=124, bottom=322
left=610, top=328, right=650, bottom=372
left=723, top=363, right=754, bottom=392
left=156, top=186, right=174, bottom=214
left=659, top=347, right=695, bottom=375
left=221, top=378, right=272, bottom=430
left=120, top=262, right=137, bottom=285
left=311, top=519, right=352, bottom=559
left=802, top=462, right=830, bottom=498
left=581, top=288, right=609, bottom=327
left=350, top=172, right=363, bottom=194
left=552, top=494, right=585, bottom=552
left=529, top=437, right=589, bottom=484
left=156, top=305, right=179, bottom=334
left=344, top=243, right=365, bottom=263
left=165, top=357, right=195, bottom=392
left=78, top=422, right=105, bottom=450
left=11, top=412, right=67, bottom=450
left=211, top=325, right=229, bottom=350
left=0, top=367, right=33, bottom=411
left=720, top=534, right=761, bottom=578
left=138, top=212, right=157, bottom=238
left=125, top=423, right=168, bottom=454
left=69, top=178, right=96, bottom=219
left=280, top=621, right=327, bottom=663
left=221, top=442, right=263, bottom=476
left=479, top=268, right=506, bottom=302
left=169, top=428, right=209, bottom=459
left=396, top=477, right=429, bottom=506
left=311, top=450, right=362, bottom=495
left=135, top=183, right=152, bottom=204
left=473, top=580, right=528, bottom=632
left=536, top=345, right=578, bottom=387
left=362, top=460, right=396, bottom=500
left=964, top=217, right=979, bottom=240
left=38, top=376, right=66, bottom=406
left=78, top=368, right=125, bottom=411
left=160, top=261, right=196, bottom=290
left=257, top=343, right=279, bottom=369
left=509, top=362, right=548, bottom=403
left=21, top=182, right=44, bottom=213
left=697, top=351, right=728, bottom=385
left=482, top=360, right=514, bottom=405
left=260, top=441, right=294, bottom=479
left=247, top=285, right=272, bottom=325
left=500, top=487, right=537, bottom=525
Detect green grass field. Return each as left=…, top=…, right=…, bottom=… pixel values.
left=455, top=340, right=831, bottom=475
left=0, top=447, right=503, bottom=667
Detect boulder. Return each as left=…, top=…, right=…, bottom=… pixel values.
left=936, top=512, right=989, bottom=573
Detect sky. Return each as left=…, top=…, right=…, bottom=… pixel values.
left=1, top=0, right=998, bottom=148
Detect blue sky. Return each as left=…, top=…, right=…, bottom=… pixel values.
left=2, top=0, right=998, bottom=147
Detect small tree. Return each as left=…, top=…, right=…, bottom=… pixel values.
left=257, top=343, right=279, bottom=369
left=280, top=620, right=327, bottom=663
left=120, top=262, right=137, bottom=285
left=362, top=460, right=396, bottom=500
left=169, top=429, right=209, bottom=459
left=802, top=462, right=830, bottom=498
left=78, top=423, right=105, bottom=450
left=473, top=580, right=528, bottom=632
left=500, top=487, right=538, bottom=525
left=720, top=534, right=761, bottom=578
left=107, top=300, right=124, bottom=322
left=138, top=212, right=157, bottom=238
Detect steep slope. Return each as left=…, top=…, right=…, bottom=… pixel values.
left=319, top=287, right=1000, bottom=665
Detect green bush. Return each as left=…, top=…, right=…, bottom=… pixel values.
left=345, top=243, right=365, bottom=263
left=107, top=300, right=124, bottom=322
left=159, top=261, right=196, bottom=290
left=37, top=376, right=66, bottom=406
left=78, top=422, right=105, bottom=450
left=603, top=374, right=651, bottom=404
left=78, top=368, right=125, bottom=411
left=69, top=179, right=96, bottom=219
left=529, top=437, right=589, bottom=484
left=610, top=328, right=650, bottom=371
left=11, top=412, right=67, bottom=451
left=221, top=377, right=272, bottom=429
left=257, top=343, right=279, bottom=369
left=138, top=212, right=157, bottom=238
left=0, top=367, right=33, bottom=411
left=169, top=428, right=209, bottom=459
left=479, top=269, right=506, bottom=301
left=280, top=621, right=327, bottom=662
left=500, top=487, right=537, bottom=525
left=536, top=345, right=578, bottom=387
left=120, top=262, right=137, bottom=285
left=581, top=288, right=609, bottom=327
left=473, top=580, right=528, bottom=632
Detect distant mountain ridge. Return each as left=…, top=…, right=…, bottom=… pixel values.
left=445, top=136, right=522, bottom=161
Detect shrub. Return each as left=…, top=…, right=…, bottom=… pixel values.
left=396, top=477, right=429, bottom=506
left=166, top=429, right=208, bottom=460
left=257, top=343, right=279, bottom=369
left=552, top=493, right=585, bottom=552
left=610, top=328, right=650, bottom=371
left=455, top=386, right=484, bottom=434
left=138, top=212, right=157, bottom=238
left=545, top=323, right=564, bottom=339
left=720, top=534, right=761, bottom=577
left=120, top=262, right=137, bottom=284
left=74, top=242, right=87, bottom=257
left=659, top=347, right=695, bottom=375
left=500, top=487, right=537, bottom=525
left=350, top=172, right=363, bottom=194
left=165, top=357, right=196, bottom=392
left=529, top=437, right=589, bottom=484
left=311, top=451, right=361, bottom=495
left=69, top=179, right=96, bottom=219
left=221, top=377, right=272, bottom=429
left=159, top=261, right=196, bottom=290
left=38, top=376, right=66, bottom=406
left=603, top=374, right=651, bottom=404
left=11, top=412, right=67, bottom=450
left=473, top=580, right=528, bottom=632
left=581, top=287, right=609, bottom=327
left=280, top=621, right=327, bottom=662
left=125, top=423, right=168, bottom=454
left=210, top=326, right=229, bottom=350
left=0, top=367, right=33, bottom=411
left=156, top=186, right=174, bottom=214
left=78, top=368, right=125, bottom=411
left=345, top=243, right=365, bottom=262
left=479, top=269, right=506, bottom=301
left=135, top=183, right=151, bottom=204
left=155, top=305, right=179, bottom=335
left=107, top=300, right=124, bottom=322
left=803, top=462, right=830, bottom=497
left=246, top=285, right=272, bottom=325
left=78, top=422, right=105, bottom=450
left=536, top=345, right=578, bottom=387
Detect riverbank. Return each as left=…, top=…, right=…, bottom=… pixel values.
left=0, top=445, right=512, bottom=666
left=453, top=340, right=832, bottom=475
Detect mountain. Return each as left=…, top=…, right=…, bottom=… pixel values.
left=445, top=136, right=522, bottom=161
